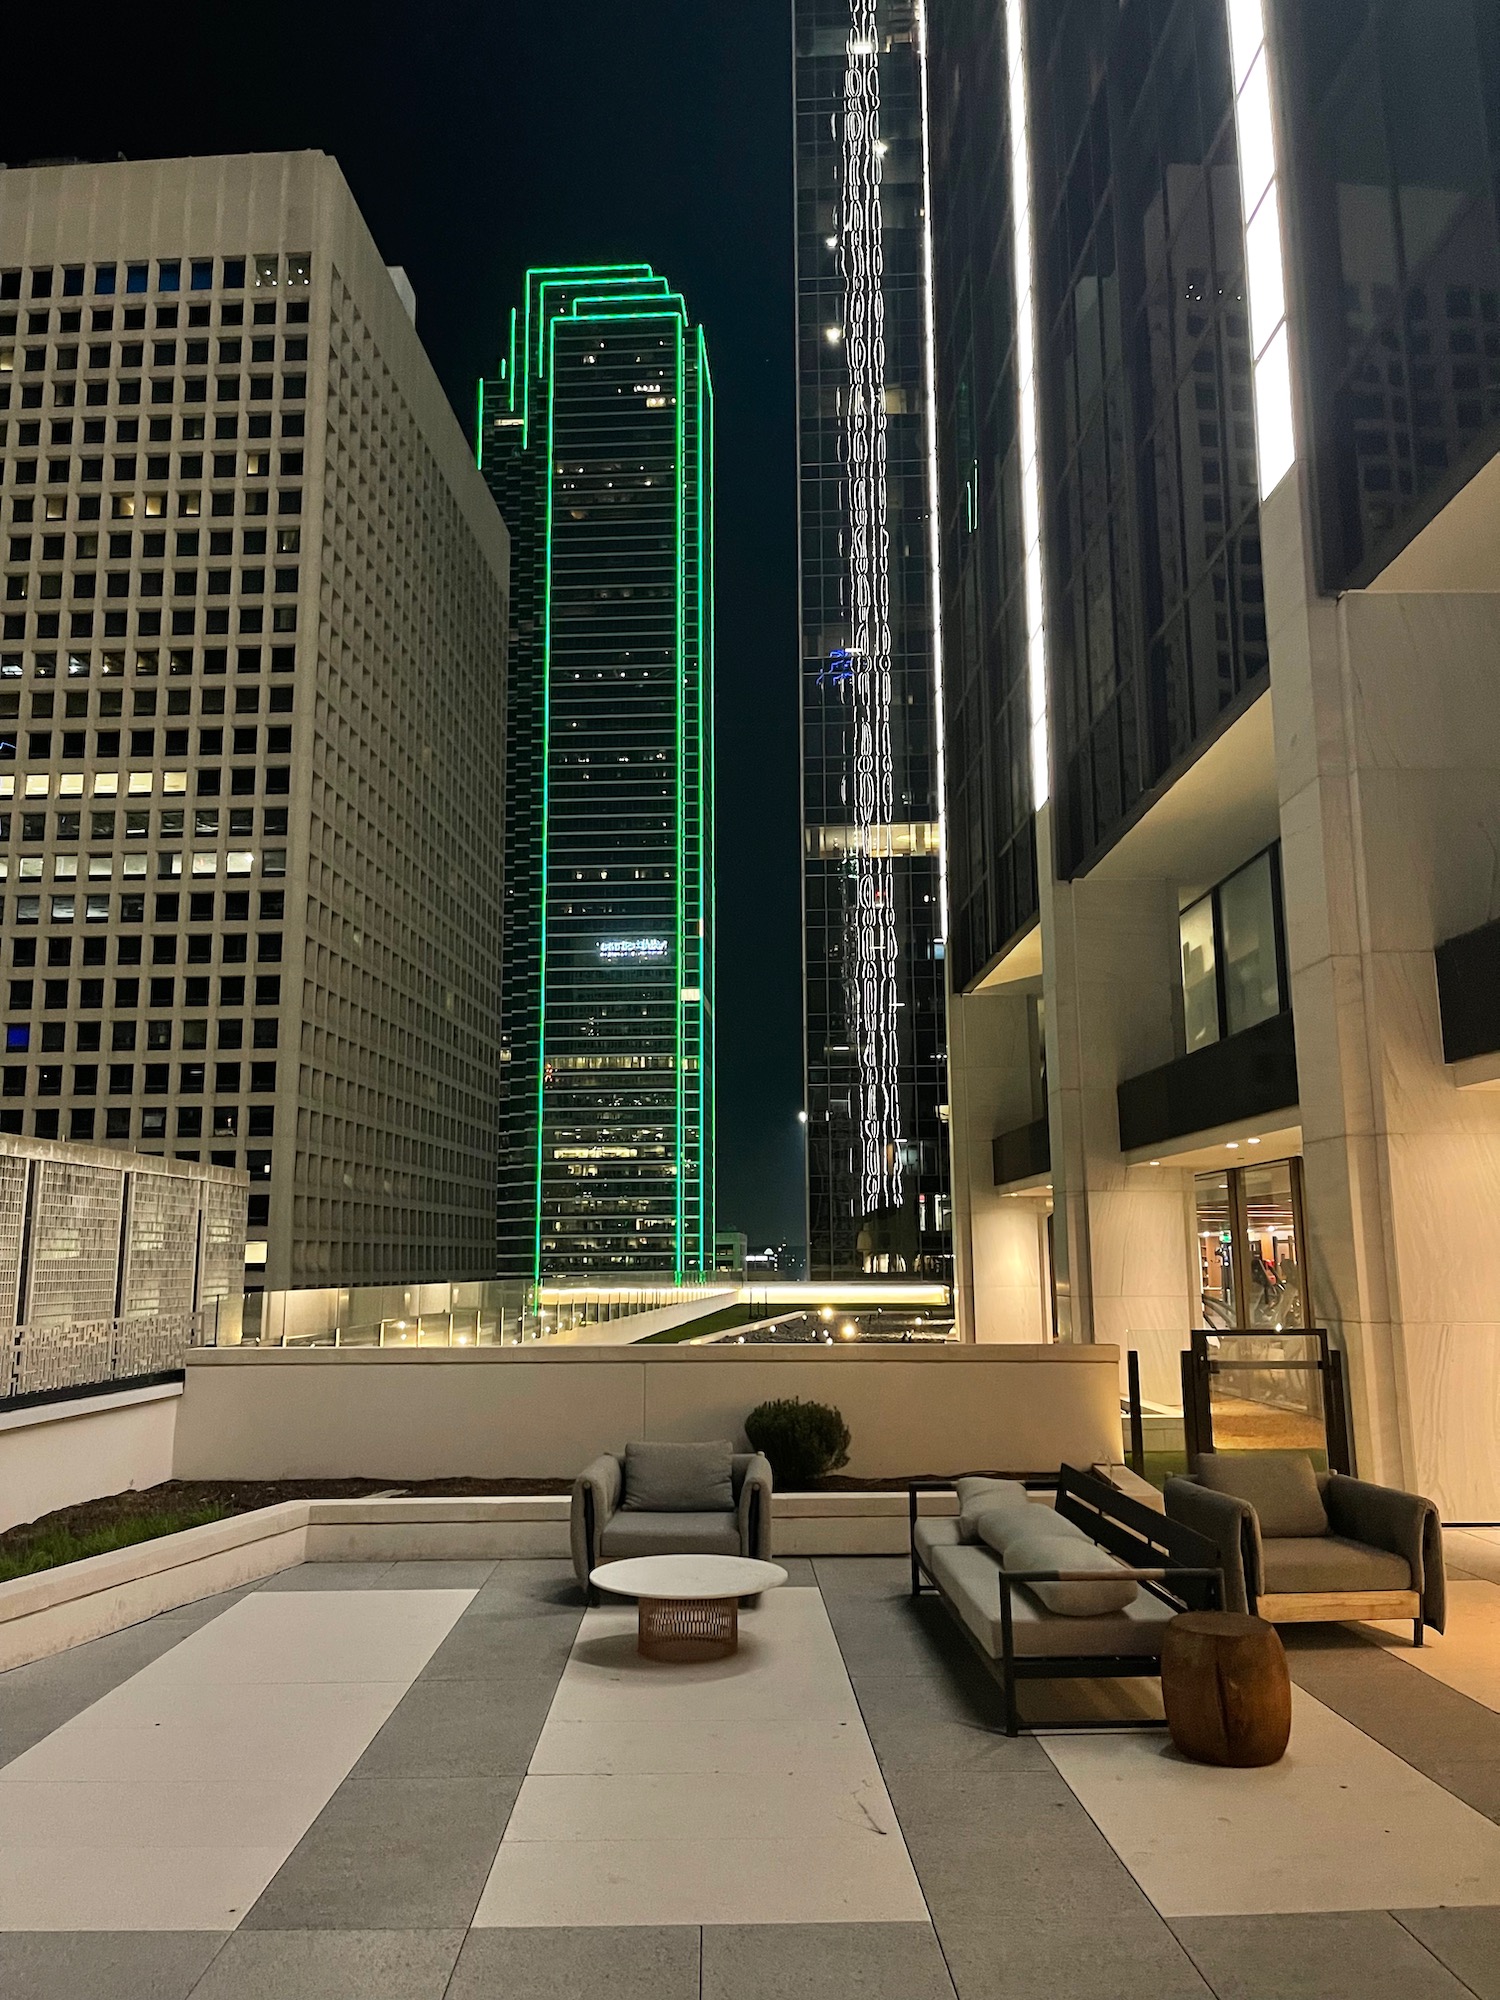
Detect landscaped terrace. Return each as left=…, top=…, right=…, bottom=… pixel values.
left=0, top=1340, right=1498, bottom=1998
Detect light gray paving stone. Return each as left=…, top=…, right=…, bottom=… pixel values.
left=368, top=1560, right=498, bottom=1589
left=352, top=1678, right=553, bottom=1779
left=187, top=1928, right=464, bottom=2000
left=1171, top=1912, right=1476, bottom=2000
left=1397, top=1907, right=1500, bottom=1999
left=258, top=1563, right=395, bottom=1591
left=0, top=1589, right=250, bottom=1769
left=240, top=1776, right=515, bottom=1931
left=701, top=1922, right=957, bottom=2000
left=445, top=1925, right=700, bottom=2000
left=0, top=1931, right=226, bottom=2000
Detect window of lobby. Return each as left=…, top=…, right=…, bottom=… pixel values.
left=1179, top=841, right=1288, bottom=1054
left=1195, top=1153, right=1307, bottom=1332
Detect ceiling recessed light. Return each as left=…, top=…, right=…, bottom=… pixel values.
left=1226, top=1142, right=1239, bottom=1149
left=1247, top=1137, right=1260, bottom=1145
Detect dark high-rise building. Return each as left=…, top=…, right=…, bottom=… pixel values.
left=793, top=0, right=950, bottom=1281
left=479, top=268, right=714, bottom=1282
left=928, top=0, right=1500, bottom=1521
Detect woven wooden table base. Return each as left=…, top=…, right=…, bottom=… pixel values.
left=637, top=1594, right=739, bottom=1662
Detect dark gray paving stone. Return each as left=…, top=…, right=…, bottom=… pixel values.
left=258, top=1563, right=394, bottom=1591
left=0, top=1589, right=249, bottom=1769
left=899, top=1777, right=1211, bottom=2000
left=812, top=1555, right=912, bottom=1600
left=416, top=1605, right=582, bottom=1683
left=352, top=1679, right=552, bottom=1779
left=188, top=1928, right=463, bottom=2000
left=368, top=1560, right=498, bottom=1589
left=447, top=1926, right=699, bottom=2000
left=466, top=1559, right=582, bottom=1612
left=1287, top=1630, right=1500, bottom=1818
left=240, top=1776, right=514, bottom=1930
left=1171, top=1912, right=1475, bottom=2000
left=1397, top=1907, right=1500, bottom=2000
left=702, top=1922, right=957, bottom=2000
left=0, top=1932, right=226, bottom=2000
left=777, top=1556, right=818, bottom=1585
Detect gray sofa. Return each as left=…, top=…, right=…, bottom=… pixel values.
left=910, top=1465, right=1222, bottom=1735
left=1164, top=1452, right=1444, bottom=1643
left=571, top=1440, right=774, bottom=1593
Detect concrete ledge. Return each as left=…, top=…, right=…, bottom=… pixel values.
left=0, top=1502, right=309, bottom=1672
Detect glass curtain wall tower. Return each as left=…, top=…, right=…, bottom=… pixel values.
left=479, top=268, right=714, bottom=1282
left=794, top=0, right=950, bottom=1280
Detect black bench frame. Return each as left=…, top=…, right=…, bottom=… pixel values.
left=908, top=1465, right=1223, bottom=1736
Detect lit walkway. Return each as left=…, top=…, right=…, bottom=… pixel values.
left=0, top=1549, right=1498, bottom=1997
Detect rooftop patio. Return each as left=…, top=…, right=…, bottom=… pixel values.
left=2, top=1529, right=1500, bottom=1999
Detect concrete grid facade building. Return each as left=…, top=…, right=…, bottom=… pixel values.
left=480, top=268, right=714, bottom=1282
left=929, top=0, right=1500, bottom=1520
left=0, top=153, right=508, bottom=1295
left=793, top=0, right=951, bottom=1283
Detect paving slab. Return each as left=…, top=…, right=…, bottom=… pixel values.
left=446, top=1925, right=699, bottom=2000
left=1171, top=1911, right=1476, bottom=1999
left=186, top=1927, right=463, bottom=2000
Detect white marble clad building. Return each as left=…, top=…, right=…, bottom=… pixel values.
left=928, top=0, right=1500, bottom=1516
left=0, top=154, right=508, bottom=1296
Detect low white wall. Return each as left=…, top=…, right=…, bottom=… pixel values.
left=174, top=1343, right=1121, bottom=1482
left=0, top=1383, right=181, bottom=1533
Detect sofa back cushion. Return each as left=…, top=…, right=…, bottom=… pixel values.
left=991, top=1522, right=1139, bottom=1617
left=955, top=1476, right=1031, bottom=1542
left=1197, top=1452, right=1328, bottom=1538
left=622, top=1440, right=735, bottom=1513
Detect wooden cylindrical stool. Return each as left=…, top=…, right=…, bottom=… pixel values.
left=1161, top=1612, right=1291, bottom=1767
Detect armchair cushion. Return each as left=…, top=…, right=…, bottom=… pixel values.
left=1261, top=1534, right=1411, bottom=1596
left=1196, top=1452, right=1329, bottom=1537
left=622, top=1439, right=735, bottom=1513
left=599, top=1510, right=743, bottom=1561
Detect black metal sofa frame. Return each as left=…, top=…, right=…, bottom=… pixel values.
left=908, top=1464, right=1224, bottom=1736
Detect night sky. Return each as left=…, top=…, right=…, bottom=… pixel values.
left=7, top=1, right=808, bottom=1248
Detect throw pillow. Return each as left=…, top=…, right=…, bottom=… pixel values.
left=1197, top=1453, right=1329, bottom=1538
left=994, top=1525, right=1139, bottom=1617
left=622, top=1439, right=735, bottom=1513
left=955, top=1475, right=1031, bottom=1542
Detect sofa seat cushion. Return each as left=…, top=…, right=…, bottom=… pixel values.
left=915, top=1516, right=964, bottom=1566
left=993, top=1525, right=1138, bottom=1617
left=955, top=1476, right=1031, bottom=1542
left=1198, top=1452, right=1329, bottom=1537
left=623, top=1440, right=735, bottom=1513
left=599, top=1511, right=742, bottom=1561
left=928, top=1542, right=1174, bottom=1660
left=1261, top=1534, right=1411, bottom=1596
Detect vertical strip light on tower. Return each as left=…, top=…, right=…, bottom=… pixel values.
left=1226, top=0, right=1296, bottom=498
left=840, top=2, right=906, bottom=1223
left=1002, top=0, right=1051, bottom=809
left=478, top=268, right=715, bottom=1281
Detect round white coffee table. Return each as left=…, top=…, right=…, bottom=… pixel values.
left=589, top=1554, right=788, bottom=1662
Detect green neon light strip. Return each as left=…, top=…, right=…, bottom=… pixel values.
left=676, top=316, right=686, bottom=1280
left=698, top=328, right=715, bottom=1269
left=474, top=376, right=484, bottom=470
left=533, top=316, right=560, bottom=1286
left=507, top=306, right=518, bottom=413
left=523, top=265, right=653, bottom=446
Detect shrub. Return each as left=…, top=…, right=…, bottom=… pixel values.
left=745, top=1397, right=851, bottom=1486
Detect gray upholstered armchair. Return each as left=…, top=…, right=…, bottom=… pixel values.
left=1165, top=1452, right=1444, bottom=1644
left=570, top=1439, right=774, bottom=1593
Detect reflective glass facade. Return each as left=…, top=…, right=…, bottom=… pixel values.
left=480, top=269, right=714, bottom=1280
left=1031, top=0, right=1268, bottom=880
left=1278, top=0, right=1500, bottom=591
left=929, top=0, right=1040, bottom=990
left=794, top=0, right=950, bottom=1279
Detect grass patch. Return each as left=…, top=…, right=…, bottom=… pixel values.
left=0, top=1506, right=229, bottom=1584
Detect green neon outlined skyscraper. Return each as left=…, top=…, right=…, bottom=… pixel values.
left=480, top=268, right=715, bottom=1282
